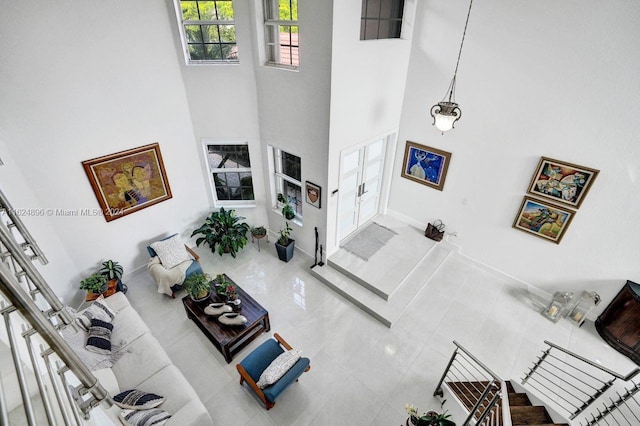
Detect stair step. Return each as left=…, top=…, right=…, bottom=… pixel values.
left=508, top=392, right=532, bottom=406
left=510, top=405, right=553, bottom=425
left=506, top=380, right=516, bottom=394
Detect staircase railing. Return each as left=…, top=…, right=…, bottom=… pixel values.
left=581, top=377, right=640, bottom=426
left=435, top=341, right=508, bottom=426
left=0, top=190, right=110, bottom=424
left=521, top=340, right=640, bottom=422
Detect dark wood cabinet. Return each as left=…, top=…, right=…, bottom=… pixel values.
left=595, top=280, right=640, bottom=365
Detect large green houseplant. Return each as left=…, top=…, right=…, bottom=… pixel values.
left=191, top=207, right=250, bottom=258
left=79, top=272, right=108, bottom=295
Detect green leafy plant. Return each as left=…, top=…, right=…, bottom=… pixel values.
left=183, top=273, right=211, bottom=300
left=277, top=222, right=292, bottom=246
left=405, top=400, right=455, bottom=426
left=191, top=207, right=250, bottom=258
left=214, top=274, right=231, bottom=295
left=277, top=193, right=296, bottom=220
left=250, top=226, right=267, bottom=237
left=99, top=260, right=123, bottom=281
left=79, top=273, right=108, bottom=294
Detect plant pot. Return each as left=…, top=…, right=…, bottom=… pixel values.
left=190, top=291, right=211, bottom=303
left=275, top=238, right=295, bottom=262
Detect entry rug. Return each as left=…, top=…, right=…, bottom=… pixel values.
left=341, top=222, right=398, bottom=261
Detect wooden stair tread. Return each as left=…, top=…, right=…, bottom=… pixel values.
left=506, top=380, right=516, bottom=393
left=508, top=392, right=532, bottom=406
left=510, top=406, right=553, bottom=424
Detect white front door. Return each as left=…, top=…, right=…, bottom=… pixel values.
left=337, top=137, right=387, bottom=240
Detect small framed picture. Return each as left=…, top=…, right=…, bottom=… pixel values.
left=527, top=157, right=599, bottom=209
left=513, top=196, right=576, bottom=244
left=400, top=141, right=451, bottom=191
left=305, top=181, right=321, bottom=208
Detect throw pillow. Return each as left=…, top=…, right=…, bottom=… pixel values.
left=114, top=389, right=165, bottom=410
left=150, top=235, right=191, bottom=269
left=256, top=349, right=302, bottom=389
left=76, top=295, right=116, bottom=331
left=85, top=318, right=113, bottom=355
left=119, top=408, right=171, bottom=426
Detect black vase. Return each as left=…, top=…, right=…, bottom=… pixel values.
left=275, top=239, right=295, bottom=262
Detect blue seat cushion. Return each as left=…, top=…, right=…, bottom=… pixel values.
left=262, top=357, right=310, bottom=403
left=241, top=339, right=284, bottom=382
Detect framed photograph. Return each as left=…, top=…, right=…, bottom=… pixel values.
left=82, top=143, right=172, bottom=222
left=305, top=181, right=321, bottom=208
left=401, top=141, right=451, bottom=191
left=513, top=196, right=576, bottom=244
left=527, top=157, right=599, bottom=208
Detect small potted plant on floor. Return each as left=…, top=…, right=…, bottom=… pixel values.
left=183, top=273, right=211, bottom=303
left=191, top=207, right=250, bottom=258
left=404, top=400, right=455, bottom=426
left=275, top=222, right=295, bottom=262
left=80, top=272, right=108, bottom=296
left=99, top=259, right=126, bottom=293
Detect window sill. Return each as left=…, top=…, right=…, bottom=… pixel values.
left=215, top=202, right=257, bottom=209
left=264, top=62, right=299, bottom=72
left=186, top=60, right=240, bottom=66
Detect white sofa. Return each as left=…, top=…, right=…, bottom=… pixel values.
left=78, top=292, right=213, bottom=425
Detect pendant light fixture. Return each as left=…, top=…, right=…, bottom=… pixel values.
left=430, top=0, right=475, bottom=134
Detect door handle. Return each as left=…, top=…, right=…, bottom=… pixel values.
left=361, top=182, right=368, bottom=195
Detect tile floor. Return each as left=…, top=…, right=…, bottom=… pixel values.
left=124, top=233, right=636, bottom=425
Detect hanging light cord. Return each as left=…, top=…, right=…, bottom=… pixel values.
left=444, top=0, right=474, bottom=102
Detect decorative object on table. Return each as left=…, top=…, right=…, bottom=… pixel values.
left=542, top=291, right=574, bottom=323
left=82, top=143, right=172, bottom=222
left=204, top=302, right=232, bottom=316
left=225, top=284, right=238, bottom=302
left=250, top=226, right=268, bottom=251
left=80, top=272, right=108, bottom=296
left=567, top=291, right=601, bottom=327
left=405, top=400, right=456, bottom=426
left=191, top=207, right=250, bottom=258
left=305, top=181, right=321, bottom=208
left=146, top=233, right=203, bottom=298
left=430, top=0, right=475, bottom=134
left=275, top=222, right=295, bottom=262
left=527, top=157, right=599, bottom=209
left=512, top=196, right=576, bottom=244
left=401, top=141, right=451, bottom=191
left=218, top=312, right=248, bottom=326
left=99, top=259, right=126, bottom=293
left=236, top=333, right=310, bottom=410
left=595, top=280, right=640, bottom=365
left=425, top=220, right=446, bottom=242
left=182, top=273, right=211, bottom=303
left=277, top=193, right=296, bottom=220
left=214, top=273, right=231, bottom=297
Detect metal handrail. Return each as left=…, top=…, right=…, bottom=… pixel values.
left=0, top=189, right=47, bottom=264
left=435, top=341, right=507, bottom=426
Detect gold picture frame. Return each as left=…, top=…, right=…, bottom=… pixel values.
left=400, top=141, right=451, bottom=191
left=527, top=157, right=599, bottom=208
left=513, top=196, right=576, bottom=244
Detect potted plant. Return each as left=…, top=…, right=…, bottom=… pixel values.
left=274, top=222, right=295, bottom=262
left=80, top=272, right=108, bottom=295
left=99, top=259, right=126, bottom=293
left=250, top=226, right=267, bottom=240
left=183, top=273, right=211, bottom=302
left=277, top=193, right=296, bottom=220
left=404, top=400, right=455, bottom=426
left=191, top=207, right=250, bottom=258
left=214, top=273, right=231, bottom=297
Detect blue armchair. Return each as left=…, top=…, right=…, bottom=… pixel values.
left=146, top=234, right=203, bottom=298
left=236, top=333, right=310, bottom=410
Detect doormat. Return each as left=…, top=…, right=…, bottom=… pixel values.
left=341, top=222, right=398, bottom=261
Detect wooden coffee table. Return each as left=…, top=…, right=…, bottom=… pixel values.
left=182, top=275, right=270, bottom=363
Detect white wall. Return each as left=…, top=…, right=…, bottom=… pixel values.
left=252, top=0, right=333, bottom=256
left=391, top=0, right=640, bottom=309
left=325, top=0, right=418, bottom=252
left=0, top=0, right=209, bottom=304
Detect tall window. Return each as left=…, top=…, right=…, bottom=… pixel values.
left=264, top=0, right=299, bottom=68
left=273, top=147, right=302, bottom=217
left=204, top=140, right=255, bottom=206
left=175, top=0, right=238, bottom=63
left=360, top=0, right=404, bottom=40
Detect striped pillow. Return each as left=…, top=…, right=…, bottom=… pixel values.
left=114, top=389, right=165, bottom=410
left=85, top=318, right=113, bottom=354
left=77, top=296, right=115, bottom=330
left=119, top=408, right=171, bottom=426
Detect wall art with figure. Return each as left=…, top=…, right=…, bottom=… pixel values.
left=82, top=143, right=172, bottom=222
left=527, top=157, right=599, bottom=209
left=400, top=141, right=451, bottom=191
left=513, top=196, right=575, bottom=244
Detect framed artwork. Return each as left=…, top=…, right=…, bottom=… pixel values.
left=527, top=157, right=599, bottom=208
left=305, top=181, right=321, bottom=208
left=82, top=143, right=172, bottom=222
left=513, top=196, right=576, bottom=244
left=401, top=141, right=451, bottom=191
